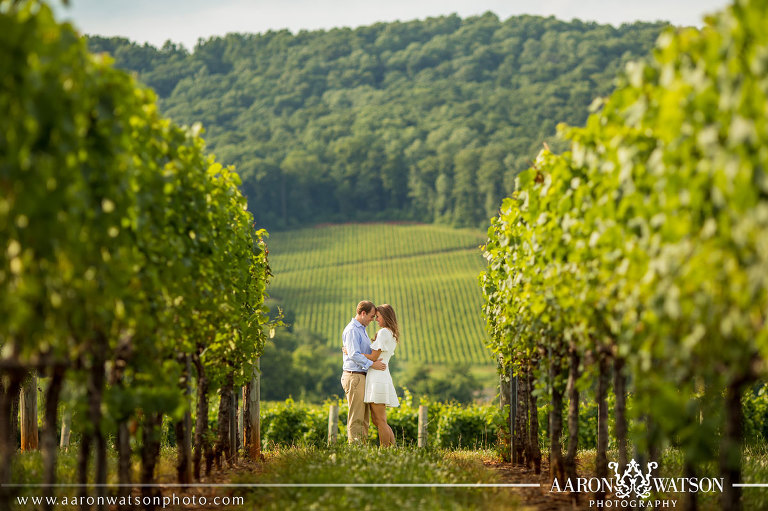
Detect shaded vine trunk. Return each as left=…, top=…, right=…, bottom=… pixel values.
left=175, top=354, right=192, bottom=484
left=565, top=345, right=580, bottom=504
left=229, top=388, right=238, bottom=464
left=683, top=459, right=698, bottom=511
left=683, top=377, right=706, bottom=511
left=596, top=347, right=610, bottom=501
left=648, top=415, right=661, bottom=480
left=514, top=372, right=528, bottom=466
left=192, top=351, right=209, bottom=480
left=42, top=366, right=65, bottom=511
left=89, top=346, right=108, bottom=511
left=0, top=371, right=24, bottom=510
left=115, top=401, right=132, bottom=511
left=215, top=371, right=234, bottom=468
left=11, top=385, right=20, bottom=449
left=527, top=367, right=541, bottom=474
left=720, top=380, right=747, bottom=511
left=614, top=355, right=628, bottom=473
left=140, top=412, right=163, bottom=511
left=518, top=367, right=531, bottom=468
left=116, top=412, right=132, bottom=495
left=205, top=442, right=215, bottom=476
left=77, top=429, right=92, bottom=507
left=549, top=351, right=565, bottom=483
left=242, top=385, right=249, bottom=452
left=110, top=345, right=133, bottom=500
left=116, top=421, right=131, bottom=511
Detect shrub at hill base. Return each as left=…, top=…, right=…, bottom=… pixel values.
left=365, top=398, right=502, bottom=449
left=259, top=396, right=502, bottom=449
left=435, top=404, right=502, bottom=449
left=254, top=386, right=768, bottom=450
left=261, top=399, right=327, bottom=448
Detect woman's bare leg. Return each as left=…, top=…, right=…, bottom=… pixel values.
left=370, top=403, right=395, bottom=447
left=370, top=403, right=385, bottom=446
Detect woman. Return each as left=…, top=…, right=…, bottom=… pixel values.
left=360, top=304, right=400, bottom=447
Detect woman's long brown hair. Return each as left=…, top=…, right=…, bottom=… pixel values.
left=376, top=304, right=400, bottom=343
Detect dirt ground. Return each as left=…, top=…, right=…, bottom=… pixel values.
left=484, top=459, right=580, bottom=511
left=128, top=458, right=264, bottom=510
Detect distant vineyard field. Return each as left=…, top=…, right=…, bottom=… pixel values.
left=267, top=223, right=492, bottom=364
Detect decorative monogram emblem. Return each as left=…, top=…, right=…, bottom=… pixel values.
left=609, top=459, right=658, bottom=499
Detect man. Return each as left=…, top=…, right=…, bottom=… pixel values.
left=341, top=300, right=386, bottom=443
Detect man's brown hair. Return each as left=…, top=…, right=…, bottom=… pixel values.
left=356, top=300, right=376, bottom=315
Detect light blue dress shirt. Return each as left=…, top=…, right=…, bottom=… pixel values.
left=342, top=318, right=373, bottom=372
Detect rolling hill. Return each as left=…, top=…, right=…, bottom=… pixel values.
left=266, top=223, right=491, bottom=364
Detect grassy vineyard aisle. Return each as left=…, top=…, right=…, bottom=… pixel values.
left=9, top=444, right=523, bottom=510
left=237, top=446, right=513, bottom=510
left=267, top=223, right=490, bottom=364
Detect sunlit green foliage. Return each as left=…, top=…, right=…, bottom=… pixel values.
left=0, top=0, right=272, bottom=496
left=481, top=0, right=768, bottom=498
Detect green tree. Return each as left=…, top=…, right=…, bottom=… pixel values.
left=87, top=14, right=665, bottom=230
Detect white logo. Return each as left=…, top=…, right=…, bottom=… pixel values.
left=609, top=459, right=658, bottom=499
left=550, top=456, right=724, bottom=508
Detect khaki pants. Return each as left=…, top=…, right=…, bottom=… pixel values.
left=341, top=372, right=369, bottom=443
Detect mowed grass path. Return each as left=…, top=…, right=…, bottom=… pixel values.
left=267, top=223, right=491, bottom=364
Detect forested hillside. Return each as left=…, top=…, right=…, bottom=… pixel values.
left=87, top=13, right=666, bottom=230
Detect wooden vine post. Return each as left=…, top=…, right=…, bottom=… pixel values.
left=247, top=358, right=261, bottom=459
left=60, top=410, right=72, bottom=450
left=510, top=368, right=517, bottom=464
left=498, top=356, right=511, bottom=461
left=417, top=405, right=428, bottom=448
left=238, top=387, right=244, bottom=450
left=20, top=374, right=38, bottom=451
left=327, top=404, right=339, bottom=444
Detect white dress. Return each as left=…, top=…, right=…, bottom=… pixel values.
left=363, top=328, right=399, bottom=407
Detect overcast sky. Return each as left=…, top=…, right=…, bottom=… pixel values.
left=53, top=0, right=731, bottom=50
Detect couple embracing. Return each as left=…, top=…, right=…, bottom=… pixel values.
left=340, top=300, right=400, bottom=447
